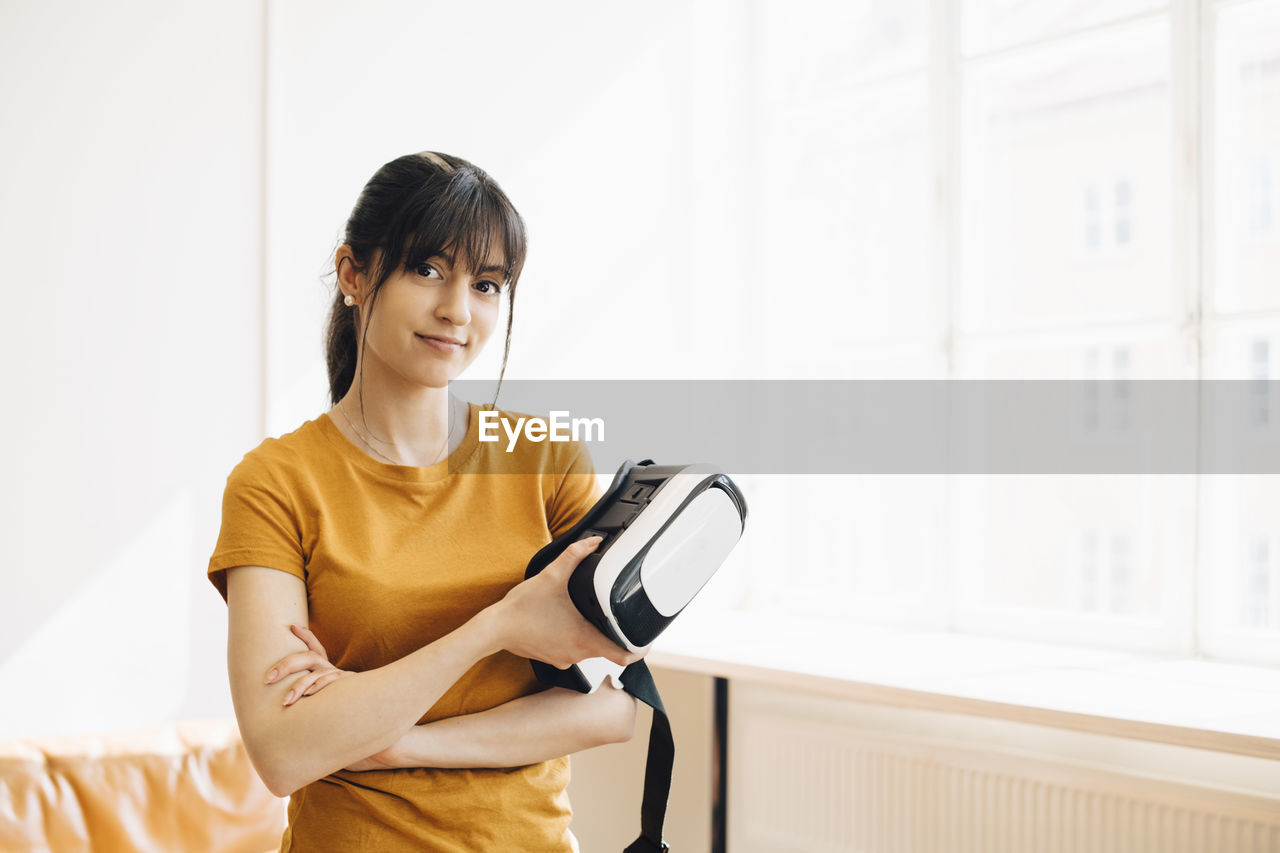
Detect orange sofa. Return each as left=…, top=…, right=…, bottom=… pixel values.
left=0, top=719, right=284, bottom=853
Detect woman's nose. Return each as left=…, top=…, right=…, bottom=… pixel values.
left=435, top=281, right=471, bottom=326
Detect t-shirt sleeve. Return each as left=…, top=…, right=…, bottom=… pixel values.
left=546, top=441, right=603, bottom=538
left=207, top=453, right=306, bottom=602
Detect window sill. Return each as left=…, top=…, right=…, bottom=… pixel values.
left=648, top=610, right=1280, bottom=762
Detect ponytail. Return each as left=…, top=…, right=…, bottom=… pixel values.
left=325, top=289, right=359, bottom=405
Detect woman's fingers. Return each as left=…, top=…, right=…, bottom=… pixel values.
left=595, top=642, right=643, bottom=668
left=264, top=649, right=328, bottom=684
left=289, top=623, right=328, bottom=658
left=544, top=536, right=602, bottom=582
left=499, top=535, right=648, bottom=668
left=553, top=621, right=643, bottom=669
left=282, top=669, right=326, bottom=706
left=263, top=626, right=331, bottom=684
left=283, top=667, right=353, bottom=706
left=304, top=669, right=350, bottom=696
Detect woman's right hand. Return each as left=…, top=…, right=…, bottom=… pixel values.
left=266, top=623, right=356, bottom=707
left=488, top=536, right=642, bottom=669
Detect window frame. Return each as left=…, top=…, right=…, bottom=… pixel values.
left=733, top=0, right=1280, bottom=665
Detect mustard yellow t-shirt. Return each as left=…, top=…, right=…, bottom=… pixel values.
left=207, top=401, right=601, bottom=852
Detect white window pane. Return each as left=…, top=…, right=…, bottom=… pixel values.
left=951, top=331, right=1193, bottom=652
left=952, top=475, right=1194, bottom=650
left=1199, top=320, right=1280, bottom=661
left=754, top=0, right=929, bottom=103
left=761, top=339, right=947, bottom=379
left=960, top=21, right=1174, bottom=332
left=752, top=76, right=934, bottom=363
left=736, top=475, right=947, bottom=627
left=955, top=326, right=1191, bottom=380
left=1211, top=0, right=1280, bottom=314
left=1204, top=316, right=1280, bottom=380
left=962, top=0, right=1166, bottom=57
left=750, top=0, right=933, bottom=363
left=1200, top=477, right=1280, bottom=657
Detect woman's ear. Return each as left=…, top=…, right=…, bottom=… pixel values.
left=335, top=245, right=364, bottom=304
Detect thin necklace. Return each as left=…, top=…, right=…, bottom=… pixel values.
left=336, top=399, right=455, bottom=467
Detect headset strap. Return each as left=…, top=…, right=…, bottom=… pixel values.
left=525, top=458, right=673, bottom=850
left=620, top=660, right=672, bottom=853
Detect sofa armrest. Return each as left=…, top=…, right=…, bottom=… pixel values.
left=0, top=719, right=284, bottom=853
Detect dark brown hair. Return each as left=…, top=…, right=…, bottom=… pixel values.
left=324, top=151, right=527, bottom=404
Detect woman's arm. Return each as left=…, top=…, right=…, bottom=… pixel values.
left=226, top=565, right=499, bottom=796
left=347, top=685, right=637, bottom=772
left=268, top=622, right=637, bottom=771
left=225, top=537, right=636, bottom=797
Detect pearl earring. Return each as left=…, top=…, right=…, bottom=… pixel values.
left=344, top=294, right=355, bottom=307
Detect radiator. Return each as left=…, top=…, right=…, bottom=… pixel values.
left=728, top=685, right=1280, bottom=853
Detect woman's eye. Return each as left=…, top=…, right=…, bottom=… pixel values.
left=415, top=263, right=442, bottom=279
left=475, top=280, right=502, bottom=295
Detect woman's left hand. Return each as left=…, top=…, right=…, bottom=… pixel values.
left=342, top=743, right=403, bottom=772
left=264, top=624, right=405, bottom=771
left=264, top=624, right=356, bottom=707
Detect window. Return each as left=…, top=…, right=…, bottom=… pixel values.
left=1081, top=177, right=1135, bottom=258
left=1081, top=345, right=1132, bottom=434
left=728, top=0, right=1280, bottom=665
left=962, top=17, right=1170, bottom=330
left=749, top=0, right=934, bottom=366
left=1252, top=338, right=1271, bottom=427
left=1073, top=529, right=1134, bottom=614
left=1244, top=536, right=1277, bottom=629
left=1212, top=1, right=1280, bottom=313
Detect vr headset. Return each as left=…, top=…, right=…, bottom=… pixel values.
left=525, top=459, right=747, bottom=853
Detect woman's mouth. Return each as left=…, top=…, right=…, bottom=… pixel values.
left=416, top=333, right=464, bottom=354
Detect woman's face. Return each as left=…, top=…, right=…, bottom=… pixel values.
left=356, top=244, right=506, bottom=390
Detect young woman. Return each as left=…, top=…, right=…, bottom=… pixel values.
left=208, top=151, right=640, bottom=852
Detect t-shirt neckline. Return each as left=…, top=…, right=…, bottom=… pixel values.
left=316, top=399, right=483, bottom=484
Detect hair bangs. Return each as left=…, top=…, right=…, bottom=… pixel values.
left=396, top=171, right=527, bottom=287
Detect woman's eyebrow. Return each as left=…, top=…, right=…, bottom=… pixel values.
left=435, top=249, right=507, bottom=277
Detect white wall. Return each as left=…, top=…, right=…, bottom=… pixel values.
left=0, top=0, right=264, bottom=738
left=264, top=0, right=750, bottom=434
left=0, top=3, right=731, bottom=845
